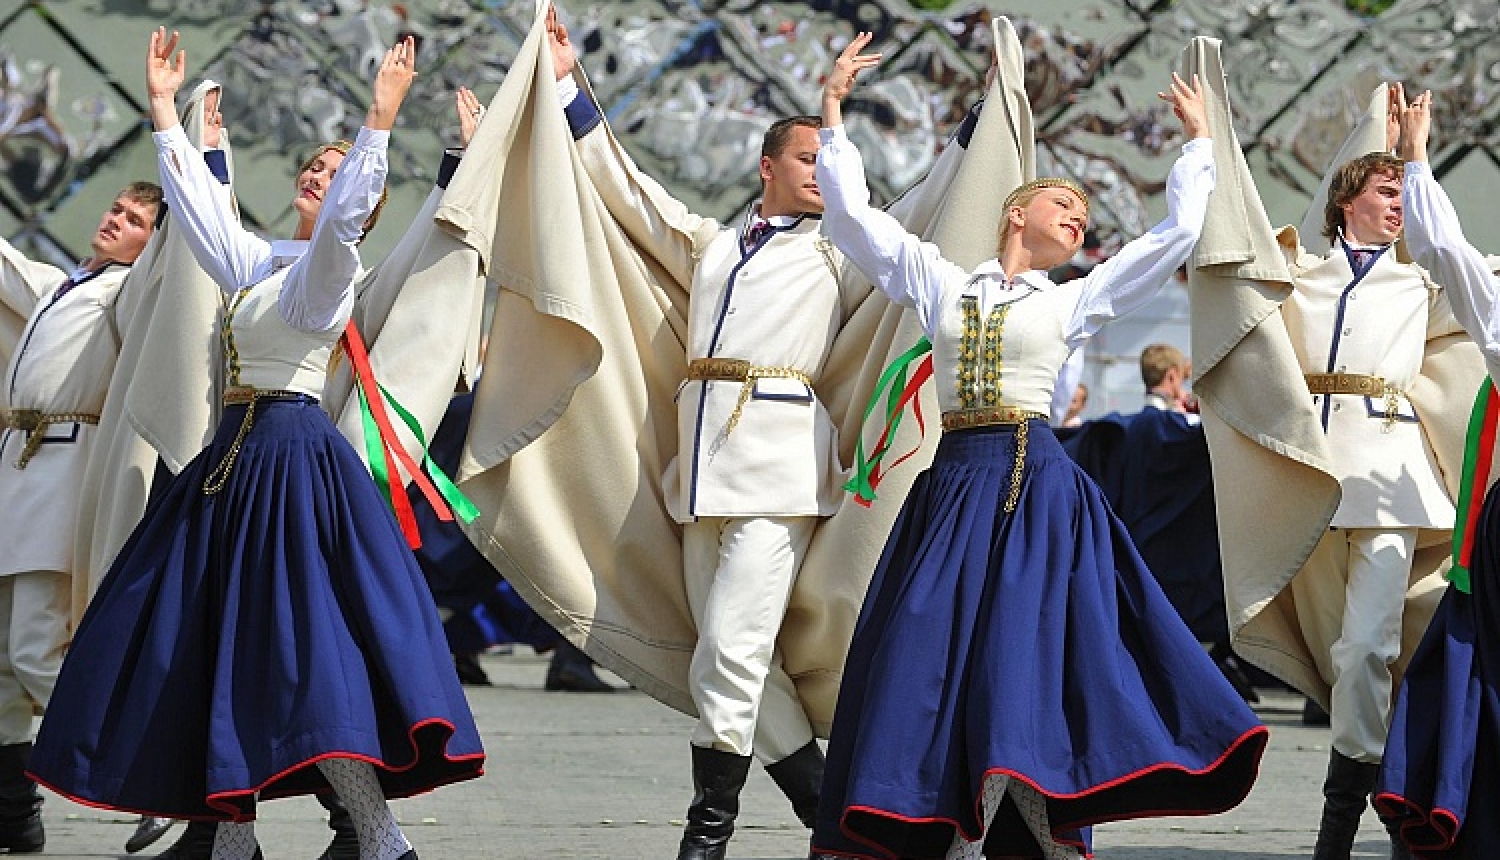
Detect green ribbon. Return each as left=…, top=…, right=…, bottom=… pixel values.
left=845, top=337, right=932, bottom=504
left=356, top=382, right=481, bottom=525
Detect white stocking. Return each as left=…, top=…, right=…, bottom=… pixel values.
left=1007, top=781, right=1079, bottom=859
left=945, top=772, right=1010, bottom=860
left=210, top=822, right=258, bottom=860
left=316, top=757, right=412, bottom=860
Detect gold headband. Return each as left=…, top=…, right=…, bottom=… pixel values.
left=1003, top=177, right=1089, bottom=212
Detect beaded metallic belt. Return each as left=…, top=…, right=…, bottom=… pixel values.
left=205, top=387, right=317, bottom=494
left=685, top=358, right=814, bottom=437
left=1303, top=373, right=1405, bottom=431
left=3, top=409, right=100, bottom=469
left=941, top=406, right=1047, bottom=513
left=1303, top=373, right=1385, bottom=397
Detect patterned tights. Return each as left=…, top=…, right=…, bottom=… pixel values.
left=945, top=773, right=1079, bottom=860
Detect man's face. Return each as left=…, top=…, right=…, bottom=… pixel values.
left=90, top=195, right=157, bottom=265
left=292, top=147, right=348, bottom=223
left=1340, top=172, right=1403, bottom=246
left=760, top=125, right=823, bottom=214
left=1016, top=188, right=1088, bottom=269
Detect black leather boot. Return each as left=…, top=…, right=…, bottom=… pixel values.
left=126, top=816, right=176, bottom=853
left=764, top=741, right=824, bottom=829
left=677, top=745, right=753, bottom=860
left=1383, top=818, right=1413, bottom=860
left=545, top=641, right=615, bottom=692
left=0, top=743, right=43, bottom=853
left=315, top=792, right=359, bottom=860
left=1311, top=749, right=1378, bottom=860
left=152, top=821, right=216, bottom=860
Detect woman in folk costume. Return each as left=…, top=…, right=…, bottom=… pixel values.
left=1374, top=88, right=1500, bottom=859
left=809, top=35, right=1268, bottom=860
left=28, top=28, right=483, bottom=860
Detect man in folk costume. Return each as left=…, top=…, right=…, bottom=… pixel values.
left=428, top=2, right=1037, bottom=858
left=0, top=180, right=166, bottom=853
left=546, top=13, right=906, bottom=856
left=1183, top=39, right=1485, bottom=860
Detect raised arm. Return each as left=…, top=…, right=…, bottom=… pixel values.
left=548, top=8, right=714, bottom=290
left=817, top=33, right=967, bottom=336
left=1399, top=88, right=1500, bottom=365
left=0, top=235, right=66, bottom=319
left=1064, top=73, right=1214, bottom=348
left=146, top=28, right=271, bottom=293
left=278, top=37, right=414, bottom=334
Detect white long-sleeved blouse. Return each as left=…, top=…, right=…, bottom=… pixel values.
left=816, top=125, right=1214, bottom=415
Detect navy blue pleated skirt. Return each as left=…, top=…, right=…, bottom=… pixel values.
left=30, top=398, right=485, bottom=821
left=812, top=422, right=1267, bottom=860
left=1376, top=481, right=1500, bottom=858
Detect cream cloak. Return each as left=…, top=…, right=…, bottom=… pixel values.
left=1181, top=38, right=1486, bottom=707
left=445, top=0, right=1033, bottom=734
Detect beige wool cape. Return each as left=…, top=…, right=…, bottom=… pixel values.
left=1181, top=38, right=1486, bottom=707
left=71, top=86, right=485, bottom=625
left=70, top=81, right=227, bottom=623
left=444, top=1, right=1034, bottom=733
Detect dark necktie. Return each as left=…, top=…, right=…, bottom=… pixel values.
left=51, top=275, right=79, bottom=302
left=1349, top=248, right=1375, bottom=274
left=743, top=220, right=773, bottom=250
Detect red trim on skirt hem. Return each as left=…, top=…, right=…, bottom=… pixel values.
left=27, top=716, right=484, bottom=823
left=817, top=724, right=1269, bottom=860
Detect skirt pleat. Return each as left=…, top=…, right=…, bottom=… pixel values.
left=30, top=399, right=484, bottom=821
left=812, top=422, right=1267, bottom=860
left=1376, top=481, right=1500, bottom=859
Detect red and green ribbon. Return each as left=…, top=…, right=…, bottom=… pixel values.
left=1450, top=377, right=1499, bottom=594
left=845, top=337, right=934, bottom=507
left=342, top=322, right=480, bottom=550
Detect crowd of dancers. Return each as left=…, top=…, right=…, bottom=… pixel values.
left=0, top=4, right=1495, bottom=860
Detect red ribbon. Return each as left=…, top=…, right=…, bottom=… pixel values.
left=341, top=321, right=453, bottom=549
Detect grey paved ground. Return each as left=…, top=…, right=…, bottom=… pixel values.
left=35, top=651, right=1397, bottom=859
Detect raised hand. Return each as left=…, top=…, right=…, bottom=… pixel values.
left=146, top=27, right=186, bottom=132
left=366, top=35, right=417, bottom=132
left=1386, top=81, right=1406, bottom=154
left=547, top=5, right=577, bottom=83
left=1400, top=88, right=1432, bottom=164
left=822, top=32, right=882, bottom=128
left=456, top=87, right=484, bottom=149
left=1157, top=72, right=1210, bottom=141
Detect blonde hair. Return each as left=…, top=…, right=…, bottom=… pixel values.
left=997, top=178, right=1089, bottom=249
left=297, top=141, right=388, bottom=242
left=1140, top=343, right=1187, bottom=389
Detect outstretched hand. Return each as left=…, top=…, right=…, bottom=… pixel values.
left=456, top=87, right=484, bottom=149
left=366, top=35, right=417, bottom=132
left=1157, top=72, right=1210, bottom=141
left=547, top=5, right=577, bottom=83
left=146, top=27, right=186, bottom=132
left=822, top=32, right=882, bottom=128
left=1400, top=87, right=1432, bottom=165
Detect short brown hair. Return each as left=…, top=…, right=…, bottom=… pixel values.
left=1140, top=343, right=1187, bottom=389
left=118, top=181, right=163, bottom=220
left=761, top=116, right=821, bottom=159
left=1322, top=152, right=1403, bottom=240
